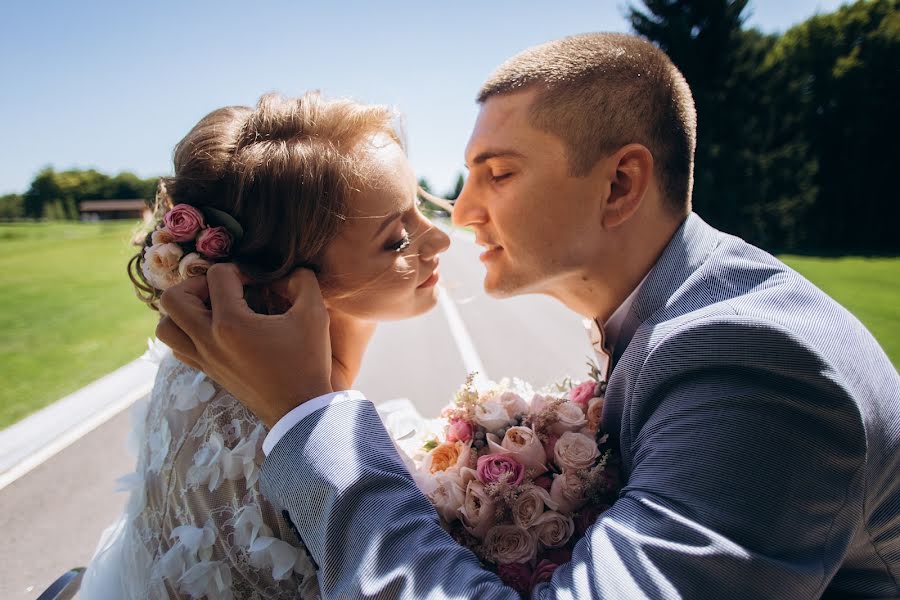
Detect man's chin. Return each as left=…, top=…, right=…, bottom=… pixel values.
left=482, top=271, right=525, bottom=299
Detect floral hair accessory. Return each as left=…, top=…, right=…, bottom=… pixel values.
left=142, top=204, right=244, bottom=291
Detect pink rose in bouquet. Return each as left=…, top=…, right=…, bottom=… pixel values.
left=403, top=375, right=621, bottom=597
left=163, top=204, right=204, bottom=242
left=568, top=380, right=596, bottom=410
left=497, top=562, right=532, bottom=594
left=447, top=418, right=474, bottom=443
left=530, top=559, right=560, bottom=589
left=477, top=454, right=525, bottom=487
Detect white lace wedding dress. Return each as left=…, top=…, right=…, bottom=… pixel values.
left=79, top=343, right=320, bottom=599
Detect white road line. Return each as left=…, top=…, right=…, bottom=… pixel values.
left=0, top=382, right=150, bottom=491
left=437, top=284, right=489, bottom=385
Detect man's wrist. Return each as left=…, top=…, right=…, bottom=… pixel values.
left=262, top=389, right=367, bottom=455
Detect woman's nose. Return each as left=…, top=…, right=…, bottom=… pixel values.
left=420, top=222, right=451, bottom=261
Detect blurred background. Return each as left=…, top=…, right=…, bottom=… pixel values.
left=1, top=0, right=898, bottom=441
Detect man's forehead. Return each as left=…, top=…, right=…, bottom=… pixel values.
left=465, top=90, right=537, bottom=162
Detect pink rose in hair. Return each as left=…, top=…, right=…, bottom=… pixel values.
left=196, top=226, right=233, bottom=259
left=497, top=562, right=532, bottom=595
left=477, top=454, right=525, bottom=487
left=530, top=559, right=560, bottom=589
left=163, top=204, right=204, bottom=242
left=568, top=381, right=596, bottom=410
left=447, top=418, right=474, bottom=443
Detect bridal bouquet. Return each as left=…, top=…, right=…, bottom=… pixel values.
left=401, top=369, right=621, bottom=596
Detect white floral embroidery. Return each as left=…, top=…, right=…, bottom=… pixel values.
left=227, top=502, right=273, bottom=547
left=172, top=370, right=216, bottom=412
left=81, top=354, right=320, bottom=599
left=249, top=536, right=302, bottom=581
left=179, top=560, right=234, bottom=600
left=147, top=419, right=170, bottom=474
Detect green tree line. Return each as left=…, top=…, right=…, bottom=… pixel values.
left=629, top=0, right=899, bottom=253
left=0, top=167, right=158, bottom=221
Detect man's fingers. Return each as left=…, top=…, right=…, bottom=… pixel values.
left=172, top=350, right=203, bottom=371
left=207, top=263, right=254, bottom=319
left=158, top=275, right=212, bottom=339
left=156, top=316, right=199, bottom=361
left=269, top=268, right=326, bottom=316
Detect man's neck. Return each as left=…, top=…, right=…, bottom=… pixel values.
left=548, top=215, right=683, bottom=321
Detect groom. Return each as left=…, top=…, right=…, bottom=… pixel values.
left=157, top=33, right=900, bottom=598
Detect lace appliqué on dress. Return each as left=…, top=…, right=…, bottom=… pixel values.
left=85, top=346, right=319, bottom=600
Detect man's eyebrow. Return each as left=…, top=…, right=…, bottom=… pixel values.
left=371, top=211, right=402, bottom=240
left=464, top=149, right=526, bottom=169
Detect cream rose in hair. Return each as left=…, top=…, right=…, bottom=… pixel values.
left=178, top=252, right=213, bottom=279
left=554, top=431, right=600, bottom=472
left=142, top=242, right=184, bottom=290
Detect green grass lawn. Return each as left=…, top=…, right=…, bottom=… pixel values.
left=780, top=255, right=900, bottom=368
left=0, top=222, right=897, bottom=430
left=0, top=221, right=158, bottom=429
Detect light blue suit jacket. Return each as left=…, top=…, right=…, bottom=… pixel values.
left=261, top=214, right=900, bottom=598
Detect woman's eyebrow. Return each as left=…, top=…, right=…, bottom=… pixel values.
left=371, top=211, right=402, bottom=240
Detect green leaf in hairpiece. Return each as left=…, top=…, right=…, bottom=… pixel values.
left=201, top=206, right=244, bottom=243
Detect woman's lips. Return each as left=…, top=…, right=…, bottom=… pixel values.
left=418, top=269, right=440, bottom=288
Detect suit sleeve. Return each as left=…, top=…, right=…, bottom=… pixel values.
left=259, top=316, right=867, bottom=599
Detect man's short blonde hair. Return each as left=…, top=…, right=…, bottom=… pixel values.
left=478, top=33, right=697, bottom=213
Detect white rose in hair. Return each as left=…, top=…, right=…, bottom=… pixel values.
left=474, top=399, right=511, bottom=431
left=142, top=242, right=183, bottom=290
left=554, top=431, right=600, bottom=472
left=550, top=402, right=587, bottom=435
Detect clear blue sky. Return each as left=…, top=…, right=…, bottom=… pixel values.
left=0, top=0, right=847, bottom=196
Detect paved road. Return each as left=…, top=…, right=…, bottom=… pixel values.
left=0, top=228, right=592, bottom=598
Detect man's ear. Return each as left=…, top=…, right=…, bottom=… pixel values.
left=601, top=144, right=654, bottom=229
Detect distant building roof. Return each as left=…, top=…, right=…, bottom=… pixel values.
left=79, top=199, right=150, bottom=212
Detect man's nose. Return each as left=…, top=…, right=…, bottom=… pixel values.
left=451, top=176, right=486, bottom=227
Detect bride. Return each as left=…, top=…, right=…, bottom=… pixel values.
left=80, top=92, right=451, bottom=599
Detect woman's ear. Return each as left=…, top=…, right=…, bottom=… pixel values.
left=601, top=144, right=653, bottom=229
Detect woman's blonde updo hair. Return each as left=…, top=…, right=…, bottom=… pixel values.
left=129, top=92, right=402, bottom=310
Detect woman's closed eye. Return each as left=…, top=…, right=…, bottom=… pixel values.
left=386, top=230, right=411, bottom=252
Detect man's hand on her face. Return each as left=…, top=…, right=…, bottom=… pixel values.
left=155, top=264, right=334, bottom=428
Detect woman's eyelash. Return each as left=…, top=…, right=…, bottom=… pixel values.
left=387, top=231, right=411, bottom=252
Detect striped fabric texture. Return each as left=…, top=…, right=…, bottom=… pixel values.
left=261, top=213, right=900, bottom=599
